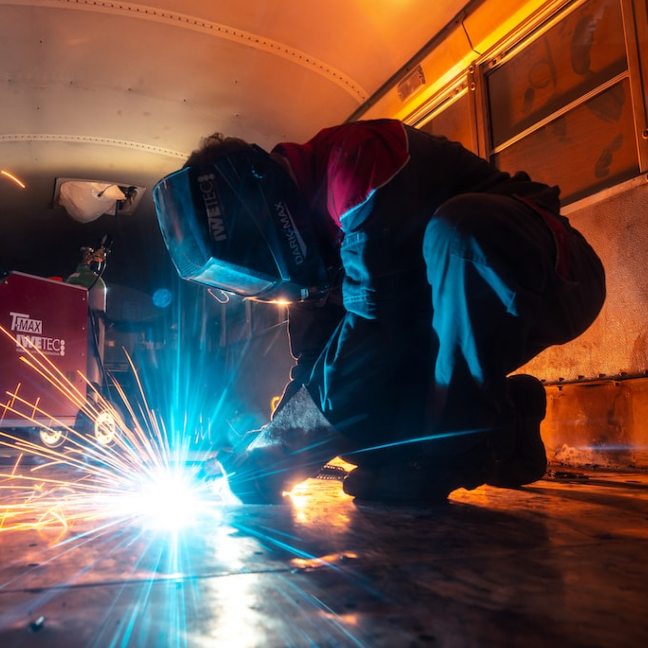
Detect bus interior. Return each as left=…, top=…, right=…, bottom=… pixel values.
left=1, top=1, right=647, bottom=646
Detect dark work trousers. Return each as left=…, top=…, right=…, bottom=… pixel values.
left=307, top=190, right=606, bottom=468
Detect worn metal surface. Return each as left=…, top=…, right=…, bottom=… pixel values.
left=1, top=461, right=647, bottom=648
left=541, top=378, right=648, bottom=470
left=521, top=180, right=648, bottom=383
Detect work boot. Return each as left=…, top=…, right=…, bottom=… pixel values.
left=217, top=387, right=349, bottom=504
left=487, top=374, right=547, bottom=488
left=342, top=445, right=490, bottom=504
left=342, top=463, right=451, bottom=504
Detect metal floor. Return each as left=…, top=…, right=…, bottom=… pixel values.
left=1, top=457, right=647, bottom=648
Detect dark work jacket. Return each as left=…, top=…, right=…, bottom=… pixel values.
left=274, top=120, right=563, bottom=415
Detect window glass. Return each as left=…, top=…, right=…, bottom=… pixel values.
left=493, top=79, right=639, bottom=203
left=418, top=91, right=476, bottom=152
left=488, top=0, right=627, bottom=147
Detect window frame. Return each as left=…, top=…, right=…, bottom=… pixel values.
left=404, top=0, right=648, bottom=205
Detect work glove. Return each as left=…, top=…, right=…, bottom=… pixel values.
left=217, top=387, right=348, bottom=504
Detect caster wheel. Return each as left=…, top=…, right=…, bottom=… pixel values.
left=94, top=410, right=121, bottom=446
left=39, top=427, right=68, bottom=448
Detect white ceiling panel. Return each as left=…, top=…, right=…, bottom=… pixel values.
left=0, top=0, right=468, bottom=280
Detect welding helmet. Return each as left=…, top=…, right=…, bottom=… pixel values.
left=152, top=145, right=329, bottom=302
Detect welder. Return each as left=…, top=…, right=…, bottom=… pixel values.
left=153, top=119, right=606, bottom=504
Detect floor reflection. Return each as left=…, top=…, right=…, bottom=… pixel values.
left=0, top=464, right=647, bottom=647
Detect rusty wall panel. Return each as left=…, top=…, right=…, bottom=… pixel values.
left=542, top=378, right=648, bottom=469
left=524, top=181, right=648, bottom=472
left=521, top=180, right=648, bottom=382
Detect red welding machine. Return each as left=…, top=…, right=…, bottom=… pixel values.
left=0, top=271, right=88, bottom=434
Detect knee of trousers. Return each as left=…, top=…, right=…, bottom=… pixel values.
left=423, top=194, right=492, bottom=265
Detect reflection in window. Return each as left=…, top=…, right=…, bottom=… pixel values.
left=417, top=91, right=476, bottom=153
left=488, top=0, right=627, bottom=147
left=493, top=79, right=638, bottom=203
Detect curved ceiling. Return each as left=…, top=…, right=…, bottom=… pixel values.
left=1, top=0, right=468, bottom=180
left=0, top=0, right=467, bottom=282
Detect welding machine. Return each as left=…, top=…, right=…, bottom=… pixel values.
left=0, top=253, right=120, bottom=449
left=0, top=271, right=88, bottom=446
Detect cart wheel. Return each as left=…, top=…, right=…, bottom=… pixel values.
left=39, top=427, right=68, bottom=448
left=94, top=410, right=120, bottom=446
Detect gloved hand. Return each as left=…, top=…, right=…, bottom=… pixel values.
left=217, top=387, right=349, bottom=504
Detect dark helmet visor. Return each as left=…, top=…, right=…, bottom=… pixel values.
left=153, top=146, right=329, bottom=302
